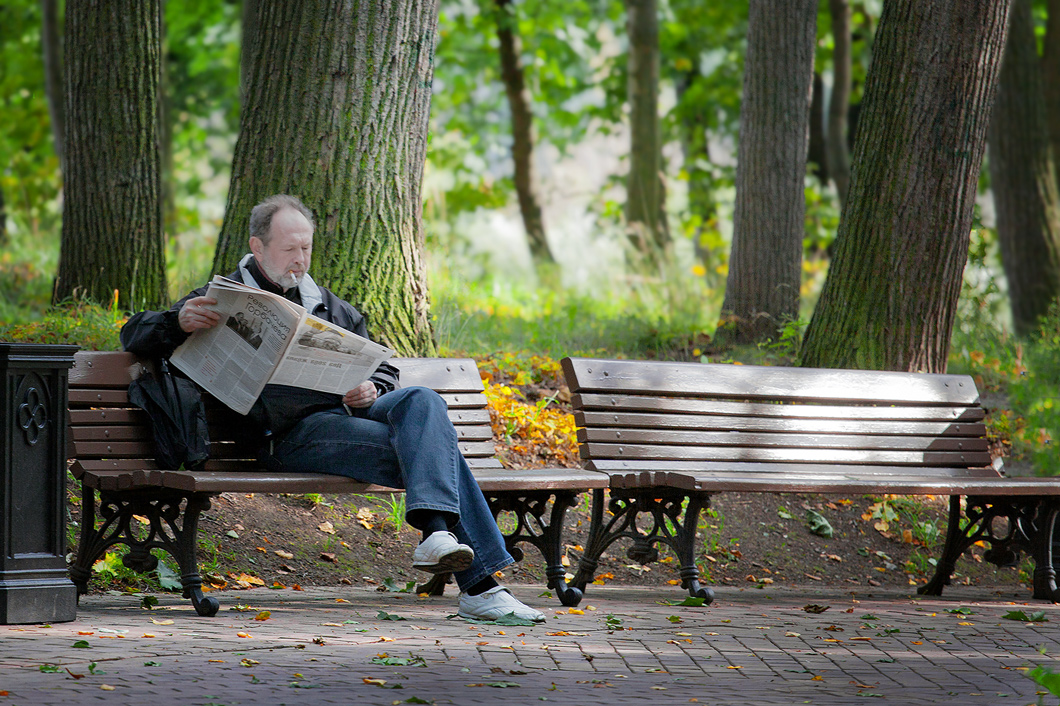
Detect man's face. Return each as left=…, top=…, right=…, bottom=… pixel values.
left=250, top=208, right=313, bottom=290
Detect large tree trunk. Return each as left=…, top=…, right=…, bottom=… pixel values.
left=801, top=0, right=1011, bottom=373
left=41, top=0, right=64, bottom=167
left=719, top=0, right=817, bottom=344
left=827, top=0, right=852, bottom=207
left=1043, top=0, right=1060, bottom=175
left=624, top=0, right=668, bottom=261
left=55, top=0, right=167, bottom=310
left=494, top=0, right=552, bottom=266
left=989, top=0, right=1060, bottom=336
left=213, top=1, right=438, bottom=356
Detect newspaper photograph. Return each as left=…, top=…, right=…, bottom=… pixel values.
left=170, top=276, right=392, bottom=415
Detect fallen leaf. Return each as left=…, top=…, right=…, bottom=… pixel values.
left=255, top=611, right=271, bottom=621
left=318, top=521, right=335, bottom=534
left=100, top=685, right=115, bottom=691
left=237, top=632, right=252, bottom=638
left=363, top=678, right=387, bottom=686
left=150, top=618, right=174, bottom=626
left=320, top=552, right=337, bottom=563
left=66, top=669, right=85, bottom=679
left=275, top=550, right=295, bottom=560
left=803, top=604, right=830, bottom=614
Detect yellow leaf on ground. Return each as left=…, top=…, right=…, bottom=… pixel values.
left=254, top=611, right=271, bottom=621
left=274, top=550, right=294, bottom=560
left=150, top=619, right=174, bottom=626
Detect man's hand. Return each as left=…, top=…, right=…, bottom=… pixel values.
left=178, top=296, right=220, bottom=333
left=343, top=381, right=377, bottom=408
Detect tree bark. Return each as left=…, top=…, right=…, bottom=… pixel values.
left=0, top=186, right=6, bottom=248
left=624, top=0, right=669, bottom=260
left=240, top=0, right=260, bottom=101
left=41, top=0, right=64, bottom=167
left=827, top=0, right=852, bottom=207
left=1043, top=0, right=1060, bottom=175
left=719, top=0, right=817, bottom=343
left=494, top=0, right=552, bottom=265
left=214, top=1, right=438, bottom=356
left=801, top=0, right=1011, bottom=373
left=55, top=0, right=167, bottom=310
left=989, top=0, right=1060, bottom=336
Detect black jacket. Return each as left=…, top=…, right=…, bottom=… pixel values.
left=120, top=262, right=400, bottom=440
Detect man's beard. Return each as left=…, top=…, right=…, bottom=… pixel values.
left=262, top=261, right=304, bottom=291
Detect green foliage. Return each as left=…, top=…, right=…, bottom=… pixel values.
left=0, top=0, right=62, bottom=245
left=431, top=259, right=720, bottom=360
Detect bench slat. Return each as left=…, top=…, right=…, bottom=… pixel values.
left=578, top=428, right=989, bottom=452
left=563, top=358, right=980, bottom=406
left=73, top=437, right=499, bottom=460
left=572, top=394, right=985, bottom=422
left=609, top=470, right=1056, bottom=496
left=575, top=411, right=986, bottom=437
left=586, top=459, right=1002, bottom=477
left=580, top=442, right=993, bottom=468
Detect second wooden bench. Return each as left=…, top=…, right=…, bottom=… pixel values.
left=562, top=356, right=1060, bottom=604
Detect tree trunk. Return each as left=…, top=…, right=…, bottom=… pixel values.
left=240, top=0, right=260, bottom=101
left=1043, top=0, right=1060, bottom=175
left=494, top=0, right=552, bottom=266
left=675, top=69, right=717, bottom=268
left=41, top=0, right=64, bottom=167
left=55, top=0, right=167, bottom=310
left=0, top=186, right=6, bottom=248
left=989, top=0, right=1060, bottom=336
left=801, top=0, right=1011, bottom=373
left=213, top=1, right=438, bottom=356
left=624, top=0, right=668, bottom=260
left=808, top=73, right=829, bottom=183
left=827, top=0, right=852, bottom=207
left=719, top=0, right=817, bottom=344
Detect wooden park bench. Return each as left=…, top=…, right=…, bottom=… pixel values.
left=67, top=351, right=605, bottom=615
left=561, top=356, right=1060, bottom=604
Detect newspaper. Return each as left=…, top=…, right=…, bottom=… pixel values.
left=170, top=276, right=393, bottom=415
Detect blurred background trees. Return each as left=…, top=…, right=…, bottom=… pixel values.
left=1, top=0, right=1057, bottom=368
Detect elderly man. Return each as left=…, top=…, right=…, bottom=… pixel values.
left=120, top=194, right=544, bottom=623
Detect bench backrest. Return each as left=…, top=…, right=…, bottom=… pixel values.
left=68, top=352, right=499, bottom=471
left=561, top=357, right=996, bottom=476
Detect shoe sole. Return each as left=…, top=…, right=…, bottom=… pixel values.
left=412, top=547, right=474, bottom=574
left=457, top=609, right=545, bottom=623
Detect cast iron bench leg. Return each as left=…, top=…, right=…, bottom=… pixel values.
left=69, top=485, right=102, bottom=597
left=486, top=490, right=584, bottom=607
left=1030, top=498, right=1060, bottom=602
left=920, top=495, right=968, bottom=596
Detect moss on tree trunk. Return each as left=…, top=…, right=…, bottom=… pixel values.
left=801, top=0, right=1011, bottom=372
left=214, top=0, right=439, bottom=356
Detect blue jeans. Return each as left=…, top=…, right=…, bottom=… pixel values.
left=264, top=386, right=513, bottom=590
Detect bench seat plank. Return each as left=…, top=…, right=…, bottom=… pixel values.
left=564, top=358, right=981, bottom=405
left=580, top=442, right=992, bottom=467
left=575, top=410, right=986, bottom=437
left=578, top=428, right=989, bottom=452
left=574, top=394, right=986, bottom=423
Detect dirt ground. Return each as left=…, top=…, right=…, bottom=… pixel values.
left=168, top=487, right=1029, bottom=599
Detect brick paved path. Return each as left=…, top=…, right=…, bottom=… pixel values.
left=1, top=584, right=1057, bottom=705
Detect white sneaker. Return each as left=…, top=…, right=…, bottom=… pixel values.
left=411, top=531, right=474, bottom=574
left=458, top=586, right=546, bottom=623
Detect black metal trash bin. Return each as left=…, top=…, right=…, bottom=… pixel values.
left=0, top=343, right=79, bottom=624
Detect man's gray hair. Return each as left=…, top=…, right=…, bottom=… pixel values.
left=249, top=194, right=315, bottom=245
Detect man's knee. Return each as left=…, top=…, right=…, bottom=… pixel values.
left=391, top=386, right=450, bottom=417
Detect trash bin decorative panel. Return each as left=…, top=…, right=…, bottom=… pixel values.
left=0, top=343, right=79, bottom=624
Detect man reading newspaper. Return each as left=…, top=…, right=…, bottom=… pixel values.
left=120, top=194, right=545, bottom=623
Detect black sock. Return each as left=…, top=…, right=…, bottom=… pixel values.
left=408, top=510, right=449, bottom=541
left=465, top=575, right=499, bottom=596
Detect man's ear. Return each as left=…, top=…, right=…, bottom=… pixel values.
left=249, top=236, right=264, bottom=259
